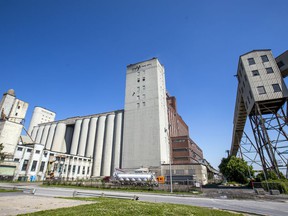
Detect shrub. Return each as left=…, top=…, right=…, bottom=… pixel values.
left=261, top=179, right=288, bottom=194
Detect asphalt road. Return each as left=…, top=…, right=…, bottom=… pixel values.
left=1, top=183, right=288, bottom=216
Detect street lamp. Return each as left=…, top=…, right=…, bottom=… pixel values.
left=169, top=155, right=173, bottom=193
left=167, top=124, right=173, bottom=193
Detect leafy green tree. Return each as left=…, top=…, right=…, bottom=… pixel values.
left=219, top=156, right=254, bottom=184
left=256, top=170, right=285, bottom=181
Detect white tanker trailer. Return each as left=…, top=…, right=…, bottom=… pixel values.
left=112, top=168, right=158, bottom=186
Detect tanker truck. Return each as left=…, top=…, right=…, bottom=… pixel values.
left=112, top=168, right=158, bottom=186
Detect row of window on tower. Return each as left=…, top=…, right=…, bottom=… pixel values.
left=248, top=54, right=269, bottom=65
left=136, top=74, right=146, bottom=108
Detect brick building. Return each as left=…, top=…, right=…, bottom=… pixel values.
left=166, top=94, right=203, bottom=164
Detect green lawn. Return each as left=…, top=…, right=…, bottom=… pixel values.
left=19, top=197, right=243, bottom=216
left=0, top=188, right=18, bottom=193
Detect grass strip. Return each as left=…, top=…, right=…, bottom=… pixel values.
left=19, top=197, right=243, bottom=216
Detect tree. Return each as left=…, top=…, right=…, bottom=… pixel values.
left=219, top=156, right=254, bottom=184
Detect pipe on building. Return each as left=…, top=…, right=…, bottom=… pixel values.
left=41, top=125, right=50, bottom=145
left=31, top=126, right=39, bottom=142
left=78, top=118, right=90, bottom=156
left=85, top=117, right=98, bottom=158
left=45, top=123, right=57, bottom=150
left=51, top=122, right=66, bottom=152
left=70, top=119, right=82, bottom=155
left=35, top=125, right=45, bottom=143
left=111, top=112, right=123, bottom=172
left=92, top=115, right=106, bottom=176
left=101, top=114, right=115, bottom=176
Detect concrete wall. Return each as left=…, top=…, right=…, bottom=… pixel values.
left=161, top=164, right=208, bottom=185
left=0, top=120, right=23, bottom=155
left=30, top=111, right=124, bottom=177
left=122, top=58, right=170, bottom=170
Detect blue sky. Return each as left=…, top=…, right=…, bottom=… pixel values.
left=1, top=0, right=288, bottom=169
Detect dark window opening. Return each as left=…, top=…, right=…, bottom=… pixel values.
left=31, top=160, right=37, bottom=172
left=39, top=161, right=45, bottom=172
left=272, top=84, right=281, bottom=92
left=261, top=55, right=269, bottom=62
left=252, top=70, right=259, bottom=76
left=248, top=58, right=255, bottom=65
left=277, top=61, right=285, bottom=69
left=21, top=160, right=29, bottom=171
left=257, top=86, right=266, bottom=95
left=266, top=67, right=274, bottom=74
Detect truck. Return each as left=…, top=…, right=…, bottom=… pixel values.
left=112, top=168, right=158, bottom=186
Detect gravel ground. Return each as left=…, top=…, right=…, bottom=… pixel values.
left=0, top=194, right=95, bottom=216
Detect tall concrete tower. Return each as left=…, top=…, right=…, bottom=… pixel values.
left=122, top=58, right=170, bottom=170
left=0, top=89, right=28, bottom=155
left=27, top=106, right=56, bottom=136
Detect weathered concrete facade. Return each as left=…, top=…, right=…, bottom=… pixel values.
left=0, top=89, right=28, bottom=156
left=122, top=58, right=170, bottom=169
left=29, top=110, right=124, bottom=177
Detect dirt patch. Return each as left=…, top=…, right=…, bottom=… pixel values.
left=0, top=194, right=95, bottom=216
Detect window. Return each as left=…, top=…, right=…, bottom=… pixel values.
left=252, top=70, right=259, bottom=76
left=137, top=95, right=140, bottom=100
left=39, top=161, right=45, bottom=172
left=137, top=103, right=140, bottom=108
left=72, top=165, right=76, bottom=173
left=15, top=113, right=18, bottom=116
left=59, top=164, right=63, bottom=173
left=248, top=58, right=255, bottom=65
left=257, top=86, right=266, bottom=95
left=14, top=158, right=20, bottom=162
left=77, top=166, right=80, bottom=174
left=173, top=148, right=187, bottom=152
left=137, top=78, right=140, bottom=82
left=82, top=166, right=86, bottom=175
left=27, top=149, right=32, bottom=152
left=277, top=61, right=285, bottom=69
left=142, top=77, right=145, bottom=81
left=87, top=167, right=90, bottom=175
left=143, top=85, right=146, bottom=91
left=266, top=67, right=274, bottom=74
left=22, top=160, right=29, bottom=171
left=142, top=101, right=146, bottom=106
left=17, top=106, right=21, bottom=109
left=272, top=84, right=281, bottom=92
left=137, top=86, right=140, bottom=92
left=35, top=150, right=40, bottom=154
left=30, top=160, right=37, bottom=171
left=261, top=55, right=269, bottom=62
left=17, top=147, right=23, bottom=151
